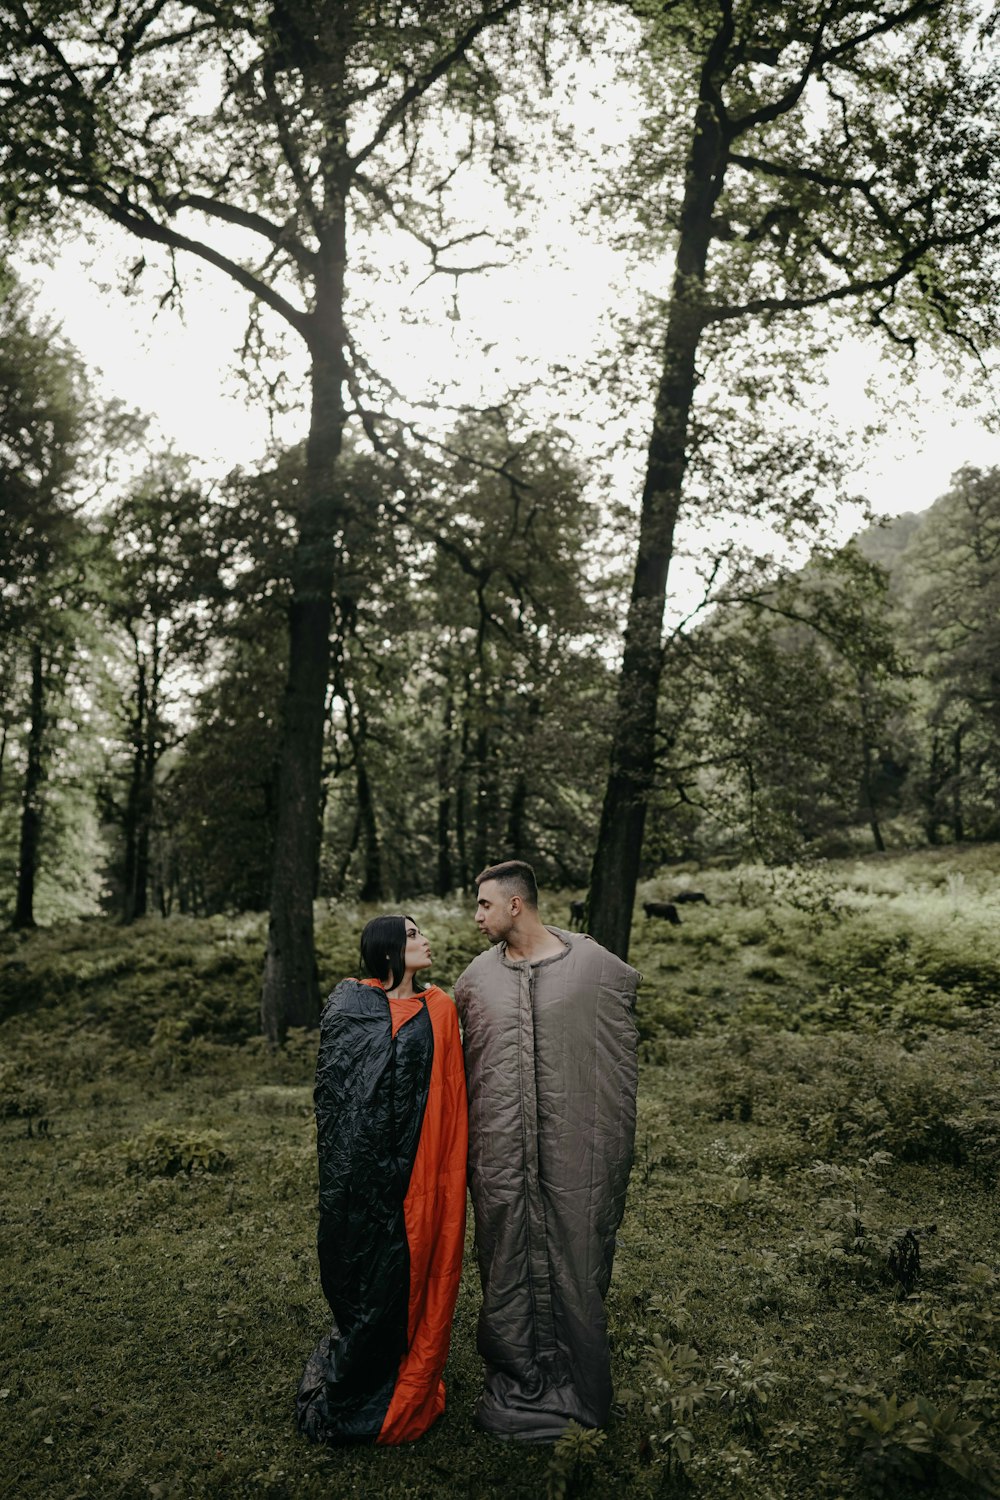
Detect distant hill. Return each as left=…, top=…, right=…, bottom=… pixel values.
left=854, top=509, right=926, bottom=570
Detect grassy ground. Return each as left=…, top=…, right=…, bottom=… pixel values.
left=1, top=845, right=998, bottom=1498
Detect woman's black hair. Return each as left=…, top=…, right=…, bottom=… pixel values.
left=359, top=914, right=425, bottom=992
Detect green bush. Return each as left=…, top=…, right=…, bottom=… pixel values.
left=121, top=1123, right=232, bottom=1177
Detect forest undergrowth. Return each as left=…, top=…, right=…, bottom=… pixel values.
left=1, top=844, right=998, bottom=1498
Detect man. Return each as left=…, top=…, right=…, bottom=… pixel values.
left=454, top=859, right=640, bottom=1441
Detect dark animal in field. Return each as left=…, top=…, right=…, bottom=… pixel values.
left=887, top=1229, right=921, bottom=1294
left=568, top=899, right=587, bottom=930
left=671, top=890, right=709, bottom=905
left=642, top=901, right=681, bottom=925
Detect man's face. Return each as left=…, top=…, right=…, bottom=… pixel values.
left=475, top=879, right=516, bottom=945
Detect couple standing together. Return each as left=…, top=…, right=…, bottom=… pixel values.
left=296, top=859, right=641, bottom=1446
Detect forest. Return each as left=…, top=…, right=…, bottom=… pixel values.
left=1, top=0, right=999, bottom=1494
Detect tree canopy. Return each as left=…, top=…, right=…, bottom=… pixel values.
left=1, top=0, right=999, bottom=996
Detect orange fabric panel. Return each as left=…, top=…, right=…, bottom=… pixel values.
left=377, top=985, right=468, bottom=1444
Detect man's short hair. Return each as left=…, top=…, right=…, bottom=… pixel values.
left=475, top=859, right=539, bottom=909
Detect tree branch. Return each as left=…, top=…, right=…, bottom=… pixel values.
left=160, top=189, right=316, bottom=275
left=350, top=0, right=523, bottom=170
left=71, top=185, right=313, bottom=342
left=709, top=213, right=1000, bottom=324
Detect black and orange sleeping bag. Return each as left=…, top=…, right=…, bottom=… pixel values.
left=296, top=978, right=467, bottom=1445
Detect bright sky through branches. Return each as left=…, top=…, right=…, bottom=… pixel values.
left=27, top=226, right=1000, bottom=513
left=18, top=13, right=1000, bottom=578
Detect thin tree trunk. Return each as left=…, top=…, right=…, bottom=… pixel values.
left=588, top=84, right=728, bottom=959
left=134, top=764, right=154, bottom=920
left=332, top=807, right=361, bottom=897
left=505, top=696, right=539, bottom=856
left=330, top=637, right=383, bottom=905
left=505, top=776, right=527, bottom=858
left=14, top=644, right=45, bottom=930
left=132, top=651, right=162, bottom=921
left=924, top=730, right=943, bottom=845
left=472, top=597, right=493, bottom=876
left=122, top=657, right=145, bottom=922
left=356, top=757, right=383, bottom=902
left=951, top=723, right=964, bottom=842
left=473, top=721, right=491, bottom=876
left=456, top=687, right=471, bottom=889
left=435, top=693, right=454, bottom=896
left=861, top=734, right=886, bottom=853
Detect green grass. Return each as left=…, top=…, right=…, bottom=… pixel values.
left=2, top=846, right=999, bottom=1497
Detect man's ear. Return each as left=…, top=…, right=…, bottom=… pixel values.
left=509, top=895, right=522, bottom=918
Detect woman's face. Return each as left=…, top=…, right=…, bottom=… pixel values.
left=403, top=917, right=432, bottom=972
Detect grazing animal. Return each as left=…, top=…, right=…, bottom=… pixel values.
left=887, top=1229, right=921, bottom=1294
left=568, top=899, right=587, bottom=930
left=671, top=890, right=709, bottom=905
left=643, top=900, right=681, bottom=925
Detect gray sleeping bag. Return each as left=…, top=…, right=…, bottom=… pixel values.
left=454, top=928, right=640, bottom=1439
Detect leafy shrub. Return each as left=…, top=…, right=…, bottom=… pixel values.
left=545, top=1421, right=607, bottom=1500
left=893, top=1262, right=1000, bottom=1385
left=0, top=1061, right=51, bottom=1134
left=640, top=1001, right=697, bottom=1040
left=744, top=962, right=785, bottom=984
left=796, top=1152, right=894, bottom=1288
left=711, top=1352, right=779, bottom=1435
left=240, top=1027, right=318, bottom=1084
left=631, top=1336, right=709, bottom=1479
left=920, top=958, right=1000, bottom=1005
left=178, top=988, right=257, bottom=1044
left=121, top=1123, right=232, bottom=1178
left=843, top=1391, right=993, bottom=1494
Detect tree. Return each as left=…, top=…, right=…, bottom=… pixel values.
left=698, top=546, right=910, bottom=858
left=585, top=0, right=1000, bottom=956
left=157, top=623, right=285, bottom=915
left=397, top=412, right=613, bottom=891
left=900, top=465, right=1000, bottom=841
left=0, top=0, right=527, bottom=1035
left=315, top=414, right=612, bottom=900
left=0, top=276, right=90, bottom=927
left=99, top=456, right=222, bottom=921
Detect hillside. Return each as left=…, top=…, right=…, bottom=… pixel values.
left=2, top=846, right=999, bottom=1497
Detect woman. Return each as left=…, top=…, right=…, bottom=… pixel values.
left=296, top=915, right=468, bottom=1445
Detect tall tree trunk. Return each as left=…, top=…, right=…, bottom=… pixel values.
left=506, top=775, right=527, bottom=858
left=261, top=229, right=348, bottom=1039
left=951, top=723, right=964, bottom=842
left=861, top=732, right=886, bottom=853
left=456, top=684, right=472, bottom=889
left=122, top=657, right=146, bottom=922
left=330, top=642, right=383, bottom=905
left=588, top=85, right=728, bottom=959
left=924, top=729, right=943, bottom=845
left=14, top=644, right=45, bottom=930
left=133, top=701, right=157, bottom=921
left=435, top=693, right=454, bottom=896
left=505, top=695, right=539, bottom=856
left=356, top=756, right=383, bottom=903
left=473, top=721, right=491, bottom=876
left=332, top=807, right=361, bottom=898
left=472, top=599, right=493, bottom=876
